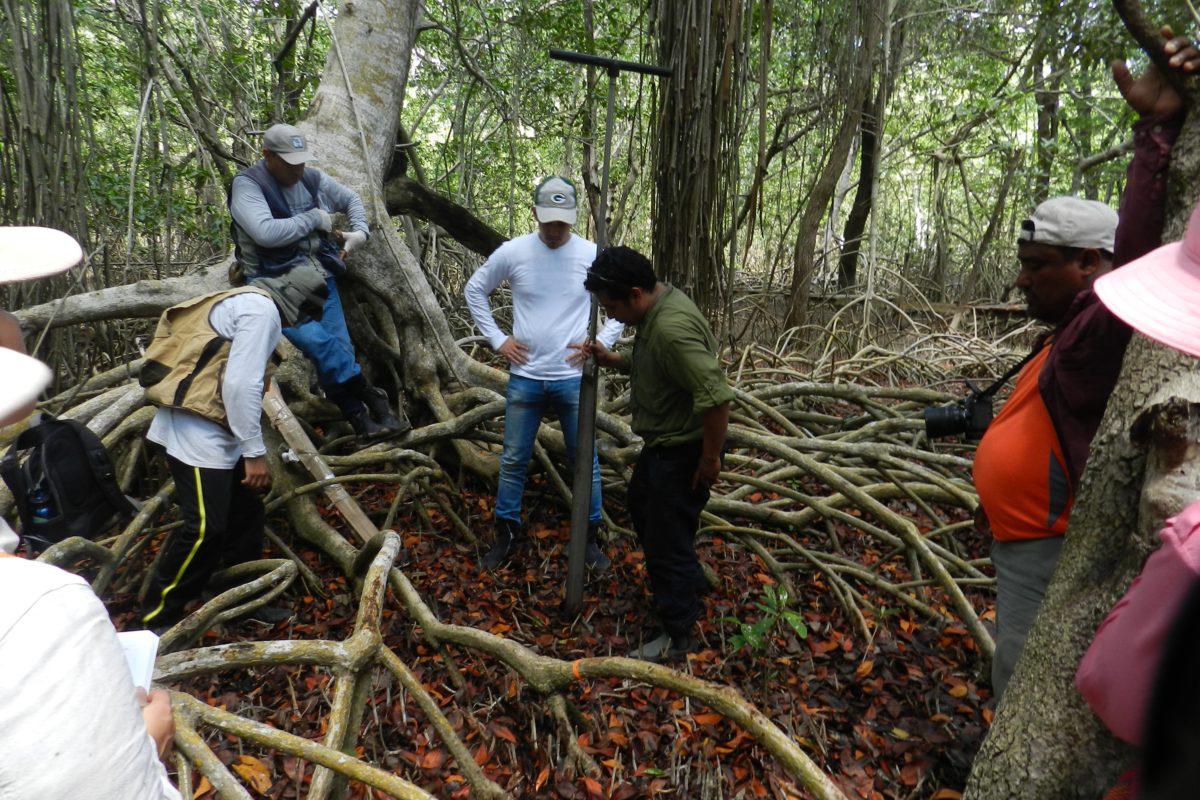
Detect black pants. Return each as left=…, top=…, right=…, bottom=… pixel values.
left=142, top=455, right=265, bottom=625
left=627, top=441, right=711, bottom=637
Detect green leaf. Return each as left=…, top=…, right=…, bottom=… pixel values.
left=783, top=612, right=809, bottom=639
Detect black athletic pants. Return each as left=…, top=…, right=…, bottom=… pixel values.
left=627, top=440, right=711, bottom=638
left=142, top=455, right=265, bottom=626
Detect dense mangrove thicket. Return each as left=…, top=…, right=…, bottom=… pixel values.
left=3, top=0, right=1200, bottom=797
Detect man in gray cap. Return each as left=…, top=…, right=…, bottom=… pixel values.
left=139, top=263, right=329, bottom=631
left=968, top=30, right=1200, bottom=699
left=465, top=176, right=623, bottom=572
left=227, top=122, right=409, bottom=442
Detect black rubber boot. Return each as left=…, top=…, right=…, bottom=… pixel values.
left=585, top=521, right=611, bottom=573
left=329, top=377, right=389, bottom=443
left=346, top=375, right=411, bottom=438
left=346, top=407, right=388, bottom=442
left=481, top=518, right=525, bottom=571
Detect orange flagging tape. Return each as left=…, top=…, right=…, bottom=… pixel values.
left=572, top=660, right=583, bottom=681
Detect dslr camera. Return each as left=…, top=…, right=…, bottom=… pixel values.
left=923, top=388, right=994, bottom=440
left=923, top=349, right=1037, bottom=440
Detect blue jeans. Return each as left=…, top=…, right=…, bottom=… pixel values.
left=495, top=374, right=603, bottom=524
left=279, top=277, right=362, bottom=389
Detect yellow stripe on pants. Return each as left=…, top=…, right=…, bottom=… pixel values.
left=143, top=466, right=207, bottom=624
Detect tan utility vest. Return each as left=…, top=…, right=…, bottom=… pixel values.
left=140, top=287, right=280, bottom=428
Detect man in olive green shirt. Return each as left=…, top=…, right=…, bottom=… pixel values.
left=580, top=246, right=733, bottom=661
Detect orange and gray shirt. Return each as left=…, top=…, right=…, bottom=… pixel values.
left=972, top=344, right=1072, bottom=541
left=972, top=112, right=1182, bottom=540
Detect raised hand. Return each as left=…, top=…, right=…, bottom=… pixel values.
left=1111, top=25, right=1200, bottom=118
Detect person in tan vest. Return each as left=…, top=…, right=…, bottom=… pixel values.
left=140, top=262, right=328, bottom=631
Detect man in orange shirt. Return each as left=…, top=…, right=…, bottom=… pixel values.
left=973, top=30, right=1200, bottom=699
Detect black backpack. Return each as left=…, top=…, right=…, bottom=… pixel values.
left=0, top=415, right=136, bottom=552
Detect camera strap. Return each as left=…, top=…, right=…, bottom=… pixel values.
left=974, top=346, right=1042, bottom=400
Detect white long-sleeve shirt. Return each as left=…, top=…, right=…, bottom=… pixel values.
left=464, top=232, right=623, bottom=381
left=0, top=557, right=181, bottom=800
left=147, top=292, right=282, bottom=469
left=228, top=167, right=368, bottom=250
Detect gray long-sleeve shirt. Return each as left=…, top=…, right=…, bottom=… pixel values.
left=228, top=168, right=369, bottom=249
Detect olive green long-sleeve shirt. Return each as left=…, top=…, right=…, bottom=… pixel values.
left=625, top=286, right=734, bottom=448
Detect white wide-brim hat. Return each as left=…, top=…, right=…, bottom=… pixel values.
left=0, top=348, right=51, bottom=421
left=0, top=226, right=82, bottom=283
left=1095, top=202, right=1200, bottom=358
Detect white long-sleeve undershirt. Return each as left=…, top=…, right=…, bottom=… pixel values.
left=464, top=232, right=623, bottom=381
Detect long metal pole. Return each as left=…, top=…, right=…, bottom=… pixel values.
left=549, top=49, right=671, bottom=615
left=564, top=66, right=619, bottom=614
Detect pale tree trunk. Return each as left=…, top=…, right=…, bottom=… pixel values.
left=964, top=8, right=1200, bottom=795
left=290, top=0, right=472, bottom=396
left=782, top=0, right=881, bottom=328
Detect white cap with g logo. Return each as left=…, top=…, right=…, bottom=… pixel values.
left=533, top=176, right=578, bottom=225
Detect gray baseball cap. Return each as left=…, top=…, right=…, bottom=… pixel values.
left=263, top=123, right=313, bottom=165
left=1019, top=196, right=1117, bottom=252
left=532, top=176, right=578, bottom=225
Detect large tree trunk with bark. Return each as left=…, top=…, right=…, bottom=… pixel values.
left=651, top=0, right=745, bottom=315
left=964, top=7, right=1200, bottom=795
left=289, top=0, right=471, bottom=398
left=783, top=0, right=881, bottom=328
left=964, top=339, right=1200, bottom=799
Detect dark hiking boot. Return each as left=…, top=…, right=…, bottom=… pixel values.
left=585, top=521, right=611, bottom=573
left=342, top=375, right=410, bottom=440
left=346, top=407, right=390, bottom=443
left=481, top=518, right=525, bottom=571
left=627, top=629, right=700, bottom=662
left=361, top=385, right=412, bottom=437
left=327, top=379, right=378, bottom=442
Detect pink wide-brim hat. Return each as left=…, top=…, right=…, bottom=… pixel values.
left=0, top=226, right=82, bottom=284
left=0, top=348, right=51, bottom=421
left=1095, top=202, right=1200, bottom=358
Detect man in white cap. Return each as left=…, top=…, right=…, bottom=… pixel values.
left=0, top=227, right=179, bottom=800
left=139, top=262, right=329, bottom=632
left=228, top=122, right=409, bottom=442
left=970, top=28, right=1200, bottom=699
left=464, top=176, right=623, bottom=571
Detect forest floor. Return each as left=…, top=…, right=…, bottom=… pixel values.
left=107, top=464, right=993, bottom=800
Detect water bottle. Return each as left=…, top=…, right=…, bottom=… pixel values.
left=29, top=489, right=54, bottom=523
